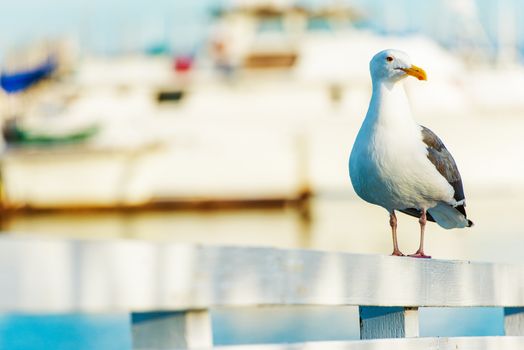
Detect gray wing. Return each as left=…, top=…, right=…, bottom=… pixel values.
left=399, top=126, right=472, bottom=226
left=420, top=125, right=465, bottom=204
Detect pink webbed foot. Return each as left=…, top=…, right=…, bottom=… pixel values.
left=391, top=250, right=405, bottom=257
left=408, top=250, right=431, bottom=259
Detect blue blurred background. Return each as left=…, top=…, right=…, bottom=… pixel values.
left=1, top=0, right=524, bottom=59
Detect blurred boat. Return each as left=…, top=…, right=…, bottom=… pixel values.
left=2, top=119, right=99, bottom=146
left=0, top=73, right=165, bottom=210
left=1, top=56, right=57, bottom=94
left=1, top=141, right=163, bottom=210
left=210, top=2, right=364, bottom=71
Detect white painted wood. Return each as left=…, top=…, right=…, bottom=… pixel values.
left=1, top=236, right=524, bottom=312
left=359, top=307, right=418, bottom=339
left=132, top=310, right=212, bottom=349
left=212, top=336, right=524, bottom=349
left=186, top=310, right=213, bottom=348
left=505, top=307, right=524, bottom=336
left=403, top=308, right=419, bottom=338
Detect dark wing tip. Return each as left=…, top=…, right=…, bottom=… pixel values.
left=455, top=205, right=473, bottom=227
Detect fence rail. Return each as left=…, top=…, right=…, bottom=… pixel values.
left=212, top=337, right=524, bottom=350
left=1, top=235, right=524, bottom=349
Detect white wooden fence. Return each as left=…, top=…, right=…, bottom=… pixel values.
left=1, top=235, right=524, bottom=349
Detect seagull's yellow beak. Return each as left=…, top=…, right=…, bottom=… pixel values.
left=401, top=65, right=427, bottom=81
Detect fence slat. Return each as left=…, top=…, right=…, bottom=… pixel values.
left=505, top=307, right=524, bottom=336
left=131, top=310, right=212, bottom=349
left=359, top=307, right=418, bottom=339
left=210, top=336, right=524, bottom=349
left=2, top=237, right=524, bottom=312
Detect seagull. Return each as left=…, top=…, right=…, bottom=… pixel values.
left=349, top=49, right=473, bottom=258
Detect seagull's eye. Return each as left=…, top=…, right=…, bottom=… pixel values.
left=386, top=56, right=393, bottom=62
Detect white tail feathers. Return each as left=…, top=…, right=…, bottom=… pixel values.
left=428, top=202, right=470, bottom=229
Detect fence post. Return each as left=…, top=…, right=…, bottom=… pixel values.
left=359, top=306, right=419, bottom=339
left=504, top=307, right=524, bottom=336
left=131, top=310, right=212, bottom=349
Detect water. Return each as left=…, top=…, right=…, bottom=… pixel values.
left=0, top=314, right=131, bottom=350
left=212, top=306, right=504, bottom=345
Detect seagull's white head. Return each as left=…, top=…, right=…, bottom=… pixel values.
left=370, top=49, right=427, bottom=85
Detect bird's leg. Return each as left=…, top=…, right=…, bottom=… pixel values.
left=389, top=211, right=404, bottom=256
left=409, top=209, right=431, bottom=259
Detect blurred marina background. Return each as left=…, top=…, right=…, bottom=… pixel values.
left=1, top=0, right=524, bottom=348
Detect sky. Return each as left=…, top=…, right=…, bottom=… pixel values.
left=0, top=0, right=523, bottom=59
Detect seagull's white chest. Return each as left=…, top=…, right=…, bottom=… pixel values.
left=349, top=83, right=453, bottom=211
